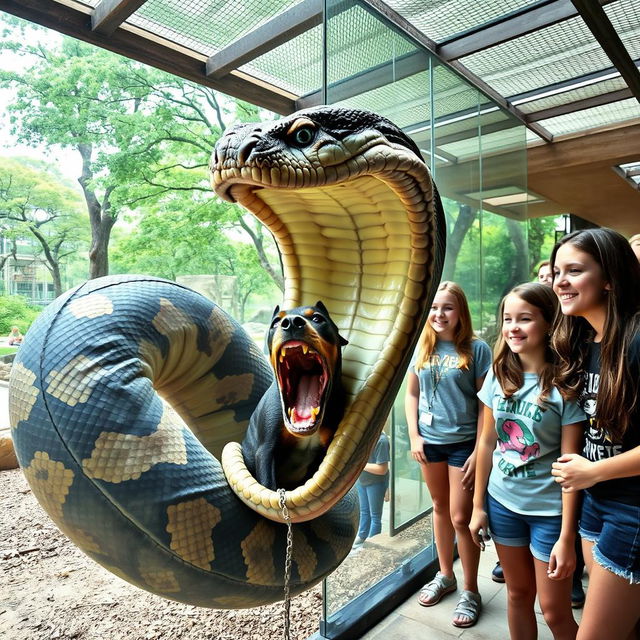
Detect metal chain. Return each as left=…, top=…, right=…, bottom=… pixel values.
left=278, top=488, right=293, bottom=640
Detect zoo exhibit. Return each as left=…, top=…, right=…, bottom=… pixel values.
left=1, top=2, right=640, bottom=640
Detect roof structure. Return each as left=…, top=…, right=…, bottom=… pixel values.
left=3, top=0, right=640, bottom=232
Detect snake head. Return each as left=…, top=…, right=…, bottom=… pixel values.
left=268, top=302, right=347, bottom=437
left=213, top=106, right=445, bottom=523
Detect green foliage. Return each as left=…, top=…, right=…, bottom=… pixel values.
left=0, top=295, right=41, bottom=334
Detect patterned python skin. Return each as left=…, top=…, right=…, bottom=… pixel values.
left=8, top=106, right=444, bottom=608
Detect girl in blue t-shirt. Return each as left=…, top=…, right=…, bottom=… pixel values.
left=405, top=281, right=492, bottom=629
left=550, top=228, right=640, bottom=640
left=471, top=282, right=585, bottom=640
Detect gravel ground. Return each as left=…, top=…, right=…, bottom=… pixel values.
left=1, top=467, right=432, bottom=640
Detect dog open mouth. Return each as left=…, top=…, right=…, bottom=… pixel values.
left=276, top=340, right=329, bottom=435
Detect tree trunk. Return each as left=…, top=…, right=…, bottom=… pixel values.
left=442, top=204, right=477, bottom=281
left=502, top=218, right=529, bottom=297
left=77, top=143, right=116, bottom=279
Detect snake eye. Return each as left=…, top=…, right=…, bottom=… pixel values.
left=291, top=126, right=315, bottom=147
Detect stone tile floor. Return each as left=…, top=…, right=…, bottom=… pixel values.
left=362, top=543, right=585, bottom=639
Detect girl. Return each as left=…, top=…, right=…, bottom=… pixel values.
left=405, top=281, right=491, bottom=628
left=550, top=228, right=640, bottom=640
left=470, top=283, right=584, bottom=640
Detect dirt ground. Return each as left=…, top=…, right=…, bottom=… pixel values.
left=0, top=468, right=322, bottom=640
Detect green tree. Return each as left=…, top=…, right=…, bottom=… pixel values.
left=0, top=156, right=88, bottom=296
left=0, top=16, right=282, bottom=288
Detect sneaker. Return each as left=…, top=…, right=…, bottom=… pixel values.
left=418, top=571, right=457, bottom=607
left=491, top=561, right=505, bottom=583
left=352, top=536, right=365, bottom=549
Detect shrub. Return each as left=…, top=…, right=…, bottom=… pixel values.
left=0, top=295, right=42, bottom=335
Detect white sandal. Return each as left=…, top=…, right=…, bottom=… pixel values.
left=417, top=571, right=457, bottom=607
left=452, top=590, right=482, bottom=628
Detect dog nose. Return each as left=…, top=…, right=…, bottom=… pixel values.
left=281, top=315, right=306, bottom=330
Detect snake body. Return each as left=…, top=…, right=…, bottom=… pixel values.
left=9, top=107, right=444, bottom=608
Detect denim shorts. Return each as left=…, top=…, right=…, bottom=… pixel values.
left=423, top=439, right=475, bottom=468
left=486, top=493, right=561, bottom=563
left=579, top=491, right=640, bottom=584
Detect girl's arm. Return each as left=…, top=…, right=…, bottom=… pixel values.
left=363, top=461, right=389, bottom=475
left=552, top=444, right=640, bottom=491
left=461, top=376, right=487, bottom=491
left=547, top=422, right=584, bottom=580
left=404, top=372, right=426, bottom=464
left=469, top=402, right=497, bottom=548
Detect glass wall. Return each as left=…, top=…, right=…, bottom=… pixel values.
left=320, top=1, right=528, bottom=636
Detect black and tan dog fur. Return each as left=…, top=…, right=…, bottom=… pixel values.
left=242, top=301, right=348, bottom=490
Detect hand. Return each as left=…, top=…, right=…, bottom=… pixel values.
left=551, top=454, right=599, bottom=492
left=469, top=508, right=489, bottom=550
left=547, top=537, right=576, bottom=581
left=461, top=452, right=476, bottom=491
left=410, top=434, right=426, bottom=464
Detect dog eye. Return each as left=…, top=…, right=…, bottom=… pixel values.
left=271, top=317, right=281, bottom=328
left=311, top=314, right=324, bottom=323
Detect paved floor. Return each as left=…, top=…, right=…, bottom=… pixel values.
left=362, top=544, right=585, bottom=640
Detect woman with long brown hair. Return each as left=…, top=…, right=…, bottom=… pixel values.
left=405, top=281, right=491, bottom=628
left=550, top=228, right=640, bottom=640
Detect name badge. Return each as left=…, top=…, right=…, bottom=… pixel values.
left=420, top=412, right=433, bottom=426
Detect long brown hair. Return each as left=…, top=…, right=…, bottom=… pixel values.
left=414, top=281, right=475, bottom=370
left=551, top=228, right=640, bottom=440
left=493, top=283, right=558, bottom=406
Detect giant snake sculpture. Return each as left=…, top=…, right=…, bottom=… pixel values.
left=8, top=107, right=445, bottom=608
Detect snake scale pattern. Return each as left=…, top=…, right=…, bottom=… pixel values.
left=8, top=106, right=445, bottom=608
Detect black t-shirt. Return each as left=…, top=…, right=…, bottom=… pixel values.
left=578, top=336, right=640, bottom=505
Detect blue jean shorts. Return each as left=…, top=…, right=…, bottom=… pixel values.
left=423, top=439, right=474, bottom=468
left=486, top=493, right=561, bottom=563
left=579, top=491, right=640, bottom=584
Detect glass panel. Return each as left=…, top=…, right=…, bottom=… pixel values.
left=539, top=98, right=640, bottom=137
left=383, top=0, right=538, bottom=42
left=128, top=0, right=302, bottom=55
left=321, top=1, right=529, bottom=636
left=460, top=15, right=613, bottom=97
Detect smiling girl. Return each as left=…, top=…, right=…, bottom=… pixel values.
left=405, top=281, right=491, bottom=628
left=550, top=228, right=640, bottom=640
left=470, top=283, right=585, bottom=640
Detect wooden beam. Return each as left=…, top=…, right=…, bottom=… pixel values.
left=528, top=87, right=633, bottom=122
left=92, top=0, right=147, bottom=36
left=359, top=0, right=554, bottom=142
left=437, top=0, right=614, bottom=61
left=571, top=0, right=640, bottom=103
left=206, top=0, right=323, bottom=80
left=0, top=0, right=296, bottom=115
left=438, top=0, right=577, bottom=61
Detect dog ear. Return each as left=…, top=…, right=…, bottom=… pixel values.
left=315, top=300, right=329, bottom=316
left=271, top=305, right=280, bottom=319
left=339, top=334, right=349, bottom=346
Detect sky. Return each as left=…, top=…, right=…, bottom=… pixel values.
left=0, top=20, right=83, bottom=187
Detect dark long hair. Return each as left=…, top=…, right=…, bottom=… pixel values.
left=493, top=283, right=558, bottom=406
left=551, top=228, right=640, bottom=440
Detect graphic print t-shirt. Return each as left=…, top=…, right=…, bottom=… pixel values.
left=578, top=338, right=640, bottom=505
left=410, top=339, right=492, bottom=445
left=478, top=370, right=586, bottom=516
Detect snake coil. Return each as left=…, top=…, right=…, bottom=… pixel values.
left=9, top=106, right=444, bottom=608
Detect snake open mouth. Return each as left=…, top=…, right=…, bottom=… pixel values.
left=277, top=340, right=329, bottom=435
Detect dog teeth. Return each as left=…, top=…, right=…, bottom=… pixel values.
left=311, top=406, right=319, bottom=417
left=288, top=407, right=293, bottom=418
left=302, top=344, right=308, bottom=355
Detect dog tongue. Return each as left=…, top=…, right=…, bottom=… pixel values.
left=294, top=374, right=321, bottom=420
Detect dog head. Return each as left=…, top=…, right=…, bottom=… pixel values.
left=268, top=301, right=348, bottom=437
